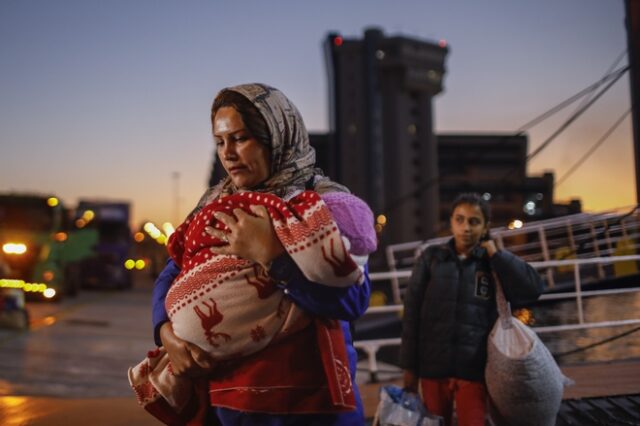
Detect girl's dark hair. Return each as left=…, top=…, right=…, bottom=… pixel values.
left=211, top=90, right=271, bottom=146
left=450, top=192, right=491, bottom=223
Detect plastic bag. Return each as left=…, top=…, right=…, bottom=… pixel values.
left=373, top=385, right=443, bottom=426
left=485, top=274, right=572, bottom=426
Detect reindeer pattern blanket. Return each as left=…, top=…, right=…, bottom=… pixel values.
left=129, top=190, right=364, bottom=412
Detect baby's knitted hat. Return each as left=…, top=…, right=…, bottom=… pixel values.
left=320, top=192, right=377, bottom=256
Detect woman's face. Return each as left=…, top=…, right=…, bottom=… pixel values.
left=450, top=202, right=488, bottom=254
left=213, top=106, right=271, bottom=190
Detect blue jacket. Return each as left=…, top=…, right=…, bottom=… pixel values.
left=152, top=254, right=371, bottom=425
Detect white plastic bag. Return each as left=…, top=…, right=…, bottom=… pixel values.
left=485, top=274, right=572, bottom=426
left=373, top=385, right=443, bottom=426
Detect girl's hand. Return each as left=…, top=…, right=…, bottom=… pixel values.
left=159, top=322, right=216, bottom=377
left=480, top=239, right=498, bottom=258
left=403, top=369, right=419, bottom=393
left=206, top=204, right=285, bottom=269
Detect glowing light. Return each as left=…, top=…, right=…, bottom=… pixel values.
left=162, top=223, right=175, bottom=238
left=375, top=223, right=383, bottom=233
left=376, top=215, right=387, bottom=225
left=124, top=259, right=135, bottom=270
left=43, top=288, right=56, bottom=298
left=333, top=35, right=343, bottom=46
left=438, top=39, right=448, bottom=48
left=156, top=235, right=167, bottom=245
left=135, top=259, right=146, bottom=270
left=508, top=219, right=524, bottom=230
left=134, top=232, right=145, bottom=243
left=0, top=279, right=24, bottom=288
left=47, top=197, right=59, bottom=207
left=523, top=201, right=536, bottom=216
left=42, top=271, right=54, bottom=282
left=0, top=278, right=51, bottom=294
left=54, top=232, right=68, bottom=242
left=144, top=222, right=162, bottom=239
left=82, top=210, right=95, bottom=221
left=43, top=316, right=56, bottom=326
left=75, top=218, right=86, bottom=228
left=369, top=291, right=388, bottom=307
left=2, top=243, right=27, bottom=255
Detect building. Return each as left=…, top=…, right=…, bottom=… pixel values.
left=324, top=28, right=449, bottom=247
left=437, top=133, right=581, bottom=230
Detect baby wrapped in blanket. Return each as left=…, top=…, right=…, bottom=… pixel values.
left=129, top=190, right=368, bottom=412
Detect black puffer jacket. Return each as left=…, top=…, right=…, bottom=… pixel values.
left=399, top=239, right=543, bottom=381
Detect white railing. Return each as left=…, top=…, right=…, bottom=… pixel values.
left=356, top=254, right=640, bottom=382
left=383, top=206, right=640, bottom=302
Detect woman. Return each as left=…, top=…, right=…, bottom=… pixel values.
left=399, top=193, right=543, bottom=426
left=149, top=83, right=376, bottom=425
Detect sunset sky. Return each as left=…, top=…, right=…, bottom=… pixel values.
left=0, top=0, right=634, bottom=229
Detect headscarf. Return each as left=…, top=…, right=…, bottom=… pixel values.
left=195, top=83, right=347, bottom=211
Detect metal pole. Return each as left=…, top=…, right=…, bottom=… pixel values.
left=626, top=0, right=640, bottom=203
left=574, top=264, right=585, bottom=324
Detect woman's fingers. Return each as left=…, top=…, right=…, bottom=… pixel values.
left=205, top=225, right=229, bottom=243
left=213, top=211, right=237, bottom=231
left=186, top=342, right=217, bottom=370
left=249, top=204, right=269, bottom=218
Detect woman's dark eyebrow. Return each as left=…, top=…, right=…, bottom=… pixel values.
left=213, top=127, right=245, bottom=138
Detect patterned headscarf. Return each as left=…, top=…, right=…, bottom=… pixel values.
left=196, top=83, right=347, bottom=211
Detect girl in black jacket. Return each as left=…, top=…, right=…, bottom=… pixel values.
left=400, top=193, right=543, bottom=426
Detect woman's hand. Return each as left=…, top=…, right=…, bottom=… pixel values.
left=207, top=204, right=285, bottom=269
left=403, top=369, right=419, bottom=393
left=159, top=322, right=216, bottom=377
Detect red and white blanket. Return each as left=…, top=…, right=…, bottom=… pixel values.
left=129, top=190, right=363, bottom=418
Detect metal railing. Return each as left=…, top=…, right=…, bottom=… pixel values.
left=356, top=254, right=640, bottom=382
left=383, top=206, right=640, bottom=304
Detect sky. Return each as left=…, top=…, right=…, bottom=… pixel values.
left=0, top=0, right=634, bottom=229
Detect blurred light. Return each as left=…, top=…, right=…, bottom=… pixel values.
left=369, top=291, right=388, bottom=307
left=438, top=39, right=448, bottom=48
left=47, top=197, right=59, bottom=207
left=42, top=271, right=54, bottom=282
left=75, top=219, right=86, bottom=228
left=82, top=210, right=95, bottom=222
left=523, top=201, right=536, bottom=216
left=156, top=235, right=167, bottom=245
left=135, top=259, right=146, bottom=270
left=54, top=232, right=68, bottom=242
left=134, top=232, right=145, bottom=243
left=482, top=192, right=492, bottom=201
left=376, top=214, right=387, bottom=225
left=43, top=315, right=56, bottom=326
left=508, top=219, right=524, bottom=230
left=407, top=124, right=416, bottom=135
left=375, top=223, right=383, bottom=233
left=144, top=222, right=162, bottom=239
left=43, top=288, right=56, bottom=298
left=162, top=223, right=175, bottom=238
left=513, top=308, right=535, bottom=325
left=124, top=259, right=135, bottom=270
left=536, top=193, right=544, bottom=201
left=3, top=242, right=27, bottom=255
left=333, top=35, right=343, bottom=46
left=0, top=279, right=24, bottom=289
left=0, top=278, right=51, bottom=295
left=375, top=49, right=385, bottom=60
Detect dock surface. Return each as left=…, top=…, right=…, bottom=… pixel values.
left=359, top=357, right=640, bottom=419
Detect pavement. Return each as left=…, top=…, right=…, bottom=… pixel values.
left=0, top=396, right=159, bottom=426
left=0, top=273, right=163, bottom=425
